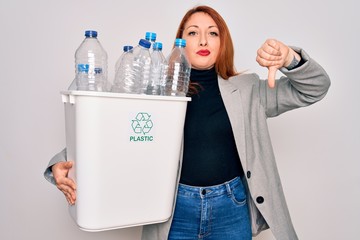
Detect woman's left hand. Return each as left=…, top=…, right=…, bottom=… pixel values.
left=256, top=39, right=300, bottom=88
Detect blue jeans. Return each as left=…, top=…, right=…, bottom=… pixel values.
left=168, top=177, right=251, bottom=240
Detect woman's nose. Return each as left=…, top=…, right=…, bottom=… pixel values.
left=199, top=35, right=208, bottom=46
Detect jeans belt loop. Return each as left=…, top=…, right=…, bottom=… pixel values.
left=225, top=182, right=232, bottom=196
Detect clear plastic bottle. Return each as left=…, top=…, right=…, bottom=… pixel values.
left=112, top=46, right=134, bottom=93
left=146, top=42, right=166, bottom=95
left=145, top=32, right=157, bottom=49
left=114, top=45, right=133, bottom=75
left=132, top=39, right=152, bottom=94
left=162, top=38, right=191, bottom=96
left=73, top=30, right=108, bottom=91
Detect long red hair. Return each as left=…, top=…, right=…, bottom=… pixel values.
left=175, top=5, right=238, bottom=80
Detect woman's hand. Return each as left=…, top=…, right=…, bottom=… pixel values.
left=52, top=161, right=76, bottom=205
left=256, top=39, right=300, bottom=88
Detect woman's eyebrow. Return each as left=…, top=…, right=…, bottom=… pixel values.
left=186, top=25, right=199, bottom=29
left=186, top=25, right=218, bottom=29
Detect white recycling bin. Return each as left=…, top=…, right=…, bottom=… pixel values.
left=61, top=90, right=190, bottom=232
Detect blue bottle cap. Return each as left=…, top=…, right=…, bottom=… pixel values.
left=153, top=42, right=163, bottom=50
left=175, top=38, right=186, bottom=47
left=123, top=45, right=133, bottom=52
left=85, top=30, right=98, bottom=38
left=139, top=39, right=151, bottom=49
left=145, top=32, right=157, bottom=42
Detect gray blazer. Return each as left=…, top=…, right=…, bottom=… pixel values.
left=45, top=47, right=330, bottom=240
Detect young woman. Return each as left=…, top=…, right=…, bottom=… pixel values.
left=45, top=5, right=330, bottom=240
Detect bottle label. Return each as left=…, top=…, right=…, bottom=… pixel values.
left=95, top=67, right=102, bottom=74
left=77, top=64, right=89, bottom=73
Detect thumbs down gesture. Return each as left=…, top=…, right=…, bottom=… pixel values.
left=256, top=39, right=301, bottom=88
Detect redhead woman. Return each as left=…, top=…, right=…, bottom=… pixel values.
left=44, top=5, right=330, bottom=240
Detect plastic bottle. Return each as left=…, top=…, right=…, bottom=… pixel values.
left=132, top=39, right=152, bottom=94
left=112, top=46, right=134, bottom=93
left=73, top=30, right=108, bottom=91
left=162, top=38, right=191, bottom=96
left=145, top=32, right=157, bottom=49
left=115, top=45, right=133, bottom=75
left=146, top=42, right=166, bottom=95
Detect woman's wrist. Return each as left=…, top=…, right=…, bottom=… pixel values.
left=285, top=49, right=301, bottom=70
left=286, top=56, right=300, bottom=70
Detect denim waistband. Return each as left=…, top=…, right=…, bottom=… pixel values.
left=178, top=176, right=242, bottom=199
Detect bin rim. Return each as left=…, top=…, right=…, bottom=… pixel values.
left=60, top=90, right=191, bottom=102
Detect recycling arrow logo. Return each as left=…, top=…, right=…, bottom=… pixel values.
left=131, top=112, right=153, bottom=135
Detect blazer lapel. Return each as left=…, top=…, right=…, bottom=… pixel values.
left=218, top=77, right=247, bottom=171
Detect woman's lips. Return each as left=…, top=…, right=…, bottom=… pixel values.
left=197, top=50, right=210, bottom=56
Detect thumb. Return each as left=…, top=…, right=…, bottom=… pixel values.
left=62, top=161, right=73, bottom=170
left=267, top=66, right=277, bottom=88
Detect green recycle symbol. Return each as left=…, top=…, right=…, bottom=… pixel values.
left=131, top=112, right=153, bottom=135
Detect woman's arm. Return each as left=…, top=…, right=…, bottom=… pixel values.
left=256, top=39, right=331, bottom=117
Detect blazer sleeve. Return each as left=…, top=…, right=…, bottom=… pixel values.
left=43, top=148, right=67, bottom=185
left=259, top=47, right=331, bottom=117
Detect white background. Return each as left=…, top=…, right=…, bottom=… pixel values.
left=0, top=0, right=359, bottom=239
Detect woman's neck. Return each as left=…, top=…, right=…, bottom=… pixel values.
left=190, top=67, right=217, bottom=84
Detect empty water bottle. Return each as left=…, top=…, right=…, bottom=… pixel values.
left=115, top=45, right=133, bottom=75
left=146, top=42, right=166, bottom=95
left=72, top=30, right=108, bottom=91
left=132, top=39, right=152, bottom=94
left=112, top=46, right=134, bottom=93
left=162, top=38, right=191, bottom=96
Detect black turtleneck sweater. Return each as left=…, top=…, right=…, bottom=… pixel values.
left=180, top=67, right=244, bottom=186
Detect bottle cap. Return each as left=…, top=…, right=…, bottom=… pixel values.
left=123, top=45, right=133, bottom=52
left=85, top=30, right=98, bottom=38
left=153, top=42, right=163, bottom=50
left=139, top=39, right=151, bottom=49
left=175, top=38, right=186, bottom=47
left=145, top=32, right=157, bottom=42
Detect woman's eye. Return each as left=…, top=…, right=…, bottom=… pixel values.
left=188, top=31, right=197, bottom=36
left=210, top=31, right=219, bottom=37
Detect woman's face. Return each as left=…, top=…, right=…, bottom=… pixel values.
left=182, top=12, right=220, bottom=70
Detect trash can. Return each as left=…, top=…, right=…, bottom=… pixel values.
left=61, top=90, right=190, bottom=231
